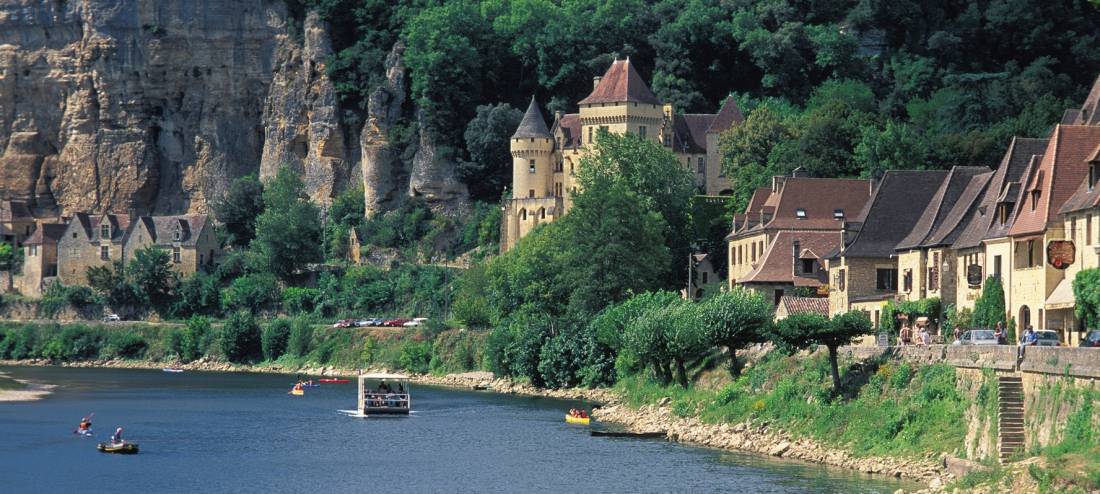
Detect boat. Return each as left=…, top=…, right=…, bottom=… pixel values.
left=289, top=387, right=305, bottom=396
left=162, top=368, right=184, bottom=373
left=293, top=381, right=320, bottom=387
left=75, top=429, right=94, bottom=437
left=356, top=373, right=411, bottom=416
left=97, top=442, right=139, bottom=454
left=565, top=415, right=590, bottom=425
left=319, top=378, right=350, bottom=384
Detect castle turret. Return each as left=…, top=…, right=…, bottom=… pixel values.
left=577, top=57, right=664, bottom=147
left=511, top=96, right=554, bottom=199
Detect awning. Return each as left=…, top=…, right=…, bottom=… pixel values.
left=1045, top=278, right=1076, bottom=310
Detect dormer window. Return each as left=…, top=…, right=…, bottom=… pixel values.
left=801, top=259, right=815, bottom=273
left=997, top=203, right=1011, bottom=225
left=1090, top=162, right=1099, bottom=190
left=174, top=229, right=181, bottom=241
left=101, top=224, right=110, bottom=239
left=1031, top=189, right=1040, bottom=210
left=795, top=208, right=807, bottom=219
left=833, top=209, right=844, bottom=220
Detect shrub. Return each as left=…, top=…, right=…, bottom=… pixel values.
left=282, top=287, right=320, bottom=315
left=4, top=325, right=38, bottom=359
left=181, top=316, right=212, bottom=362
left=222, top=273, right=281, bottom=313
left=102, top=331, right=148, bottom=359
left=42, top=325, right=99, bottom=361
left=287, top=317, right=313, bottom=357
left=219, top=312, right=262, bottom=363
left=398, top=340, right=432, bottom=374
left=262, top=318, right=292, bottom=361
left=161, top=329, right=184, bottom=359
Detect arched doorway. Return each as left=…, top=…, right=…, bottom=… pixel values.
left=1019, top=305, right=1031, bottom=330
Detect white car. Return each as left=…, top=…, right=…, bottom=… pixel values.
left=102, top=313, right=121, bottom=322
left=402, top=317, right=429, bottom=327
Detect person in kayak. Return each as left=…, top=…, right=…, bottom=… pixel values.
left=111, top=427, right=124, bottom=445
left=77, top=417, right=92, bottom=434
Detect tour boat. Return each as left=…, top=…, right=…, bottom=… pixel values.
left=565, top=415, right=590, bottom=425
left=319, top=378, right=350, bottom=384
left=356, top=373, right=411, bottom=416
left=97, top=442, right=139, bottom=454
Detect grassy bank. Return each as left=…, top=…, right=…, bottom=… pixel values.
left=0, top=320, right=487, bottom=376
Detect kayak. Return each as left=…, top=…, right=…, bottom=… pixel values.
left=293, top=382, right=320, bottom=387
left=162, top=368, right=184, bottom=373
left=97, top=442, right=139, bottom=454
left=319, top=378, right=350, bottom=384
left=289, top=388, right=305, bottom=396
left=75, top=429, right=94, bottom=437
left=565, top=415, right=590, bottom=425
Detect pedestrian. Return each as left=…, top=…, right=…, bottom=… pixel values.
left=994, top=322, right=1006, bottom=345
left=953, top=325, right=962, bottom=343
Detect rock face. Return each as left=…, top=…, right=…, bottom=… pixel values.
left=408, top=114, right=469, bottom=214
left=359, top=41, right=407, bottom=217
left=259, top=11, right=353, bottom=204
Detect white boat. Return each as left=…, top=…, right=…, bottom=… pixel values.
left=162, top=368, right=184, bottom=373
left=357, top=373, right=411, bottom=416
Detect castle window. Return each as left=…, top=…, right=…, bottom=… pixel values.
left=173, top=246, right=181, bottom=263
left=528, top=189, right=535, bottom=198
left=638, top=126, right=647, bottom=139
left=588, top=127, right=593, bottom=144
left=101, top=224, right=110, bottom=239
left=520, top=209, right=527, bottom=221
left=100, top=245, right=109, bottom=260
left=529, top=159, right=536, bottom=174
left=697, top=157, right=705, bottom=173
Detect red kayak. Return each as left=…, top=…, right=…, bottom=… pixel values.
left=319, top=378, right=350, bottom=384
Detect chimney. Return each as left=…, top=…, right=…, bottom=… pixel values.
left=593, top=76, right=602, bottom=90
left=554, top=110, right=562, bottom=122
left=792, top=166, right=805, bottom=178
left=792, top=240, right=801, bottom=277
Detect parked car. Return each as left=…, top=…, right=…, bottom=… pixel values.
left=353, top=319, right=371, bottom=327
left=1034, top=330, right=1061, bottom=346
left=367, top=318, right=386, bottom=327
left=383, top=318, right=410, bottom=327
left=953, top=329, right=998, bottom=346
left=102, top=313, right=121, bottom=322
left=403, top=317, right=429, bottom=327
left=332, top=319, right=354, bottom=328
left=1080, top=330, right=1100, bottom=347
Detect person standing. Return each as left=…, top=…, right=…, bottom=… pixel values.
left=994, top=322, right=1006, bottom=345
left=111, top=427, right=124, bottom=445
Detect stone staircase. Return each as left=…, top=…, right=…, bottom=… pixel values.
left=998, top=375, right=1025, bottom=463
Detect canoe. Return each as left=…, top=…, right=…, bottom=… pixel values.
left=289, top=388, right=305, bottom=396
left=162, top=368, right=184, bottom=373
left=565, top=415, right=590, bottom=425
left=293, top=382, right=321, bottom=387
left=319, top=378, right=350, bottom=384
left=97, top=442, right=139, bottom=454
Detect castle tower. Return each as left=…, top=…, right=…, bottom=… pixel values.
left=577, top=57, right=665, bottom=149
left=511, top=96, right=554, bottom=199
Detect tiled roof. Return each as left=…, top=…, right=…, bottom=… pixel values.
left=1073, top=74, right=1100, bottom=126
left=842, top=170, right=949, bottom=258
left=1058, top=143, right=1100, bottom=215
left=706, top=96, right=745, bottom=135
left=1008, top=125, right=1100, bottom=237
left=23, top=223, right=67, bottom=246
left=763, top=178, right=871, bottom=231
left=578, top=58, right=660, bottom=105
left=554, top=113, right=582, bottom=149
left=953, top=137, right=1049, bottom=249
left=738, top=230, right=838, bottom=286
left=0, top=200, right=33, bottom=222
left=512, top=96, right=552, bottom=139
left=672, top=114, right=714, bottom=154
left=896, top=166, right=990, bottom=250
left=73, top=213, right=131, bottom=243
left=778, top=296, right=830, bottom=317
left=134, top=215, right=210, bottom=247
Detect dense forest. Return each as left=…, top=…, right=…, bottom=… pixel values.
left=290, top=0, right=1100, bottom=210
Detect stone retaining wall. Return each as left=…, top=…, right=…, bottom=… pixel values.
left=841, top=344, right=1100, bottom=378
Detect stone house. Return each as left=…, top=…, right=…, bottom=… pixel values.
left=0, top=200, right=37, bottom=246
left=501, top=58, right=745, bottom=252
left=894, top=166, right=991, bottom=308
left=124, top=215, right=220, bottom=276
left=17, top=223, right=66, bottom=297
left=826, top=170, right=948, bottom=330
left=737, top=230, right=837, bottom=306
left=728, top=176, right=872, bottom=290
left=57, top=213, right=132, bottom=286
left=1056, top=144, right=1100, bottom=345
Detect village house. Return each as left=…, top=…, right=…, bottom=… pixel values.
left=17, top=223, right=66, bottom=297
left=0, top=200, right=37, bottom=246
left=1055, top=143, right=1100, bottom=345
left=826, top=170, right=948, bottom=329
left=894, top=166, right=991, bottom=307
left=501, top=58, right=745, bottom=251
left=727, top=175, right=872, bottom=302
left=57, top=213, right=132, bottom=286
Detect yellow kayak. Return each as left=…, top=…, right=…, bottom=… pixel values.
left=565, top=415, right=590, bottom=425
left=289, top=388, right=304, bottom=396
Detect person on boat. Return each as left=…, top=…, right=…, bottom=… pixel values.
left=569, top=408, right=577, bottom=417
left=293, top=382, right=303, bottom=393
left=111, top=427, right=123, bottom=445
left=578, top=409, right=587, bottom=419
left=78, top=417, right=92, bottom=433
left=378, top=381, right=391, bottom=393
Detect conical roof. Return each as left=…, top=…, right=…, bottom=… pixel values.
left=512, top=96, right=552, bottom=139
left=578, top=58, right=661, bottom=105
left=706, top=96, right=745, bottom=134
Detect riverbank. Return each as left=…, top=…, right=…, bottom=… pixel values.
left=0, top=371, right=54, bottom=402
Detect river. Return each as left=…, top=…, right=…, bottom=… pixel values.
left=0, top=366, right=915, bottom=493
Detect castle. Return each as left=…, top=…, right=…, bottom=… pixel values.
left=500, top=58, right=743, bottom=252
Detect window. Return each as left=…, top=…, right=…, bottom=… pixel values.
left=994, top=255, right=1002, bottom=278
left=1031, top=189, right=1040, bottom=210
left=876, top=269, right=898, bottom=290
left=997, top=203, right=1009, bottom=225
left=929, top=252, right=940, bottom=291
left=1072, top=217, right=1078, bottom=244
left=697, top=157, right=705, bottom=173
left=199, top=254, right=204, bottom=265
left=528, top=189, right=535, bottom=198
left=1091, top=162, right=1099, bottom=190
left=702, top=272, right=708, bottom=284
left=795, top=208, right=807, bottom=219
left=528, top=159, right=536, bottom=174
left=903, top=269, right=913, bottom=292
left=588, top=127, right=593, bottom=144
left=833, top=209, right=844, bottom=220
left=751, top=243, right=756, bottom=262
left=837, top=269, right=846, bottom=291
left=638, top=125, right=647, bottom=139
left=520, top=209, right=527, bottom=221
left=539, top=208, right=546, bottom=220
left=874, top=310, right=880, bottom=329
left=29, top=245, right=37, bottom=256
left=802, top=259, right=815, bottom=274
left=1088, top=214, right=1093, bottom=246
left=173, top=246, right=181, bottom=263
left=72, top=232, right=77, bottom=239
left=174, top=229, right=181, bottom=241
left=737, top=245, right=742, bottom=265
left=100, top=224, right=110, bottom=239
left=1027, top=240, right=1036, bottom=267
left=773, top=289, right=784, bottom=305
left=100, top=245, right=109, bottom=260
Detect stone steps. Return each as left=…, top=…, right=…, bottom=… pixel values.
left=997, top=376, right=1026, bottom=463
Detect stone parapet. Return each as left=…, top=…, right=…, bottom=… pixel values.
left=945, top=345, right=1017, bottom=371
left=1019, top=347, right=1100, bottom=379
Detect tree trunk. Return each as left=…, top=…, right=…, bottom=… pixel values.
left=726, top=344, right=741, bottom=377
left=828, top=345, right=841, bottom=393
left=657, top=361, right=672, bottom=385
left=675, top=357, right=689, bottom=388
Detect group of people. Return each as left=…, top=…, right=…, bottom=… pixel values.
left=897, top=324, right=933, bottom=346
left=365, top=380, right=408, bottom=408
left=74, top=416, right=125, bottom=445
left=568, top=408, right=588, bottom=419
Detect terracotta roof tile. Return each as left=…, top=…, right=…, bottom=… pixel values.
left=739, top=231, right=837, bottom=286
left=842, top=170, right=949, bottom=258
left=778, top=296, right=830, bottom=317
left=1008, top=125, right=1100, bottom=237
left=553, top=113, right=582, bottom=149
left=761, top=178, right=872, bottom=231
left=896, top=166, right=989, bottom=250
left=1074, top=74, right=1100, bottom=126
left=952, top=137, right=1049, bottom=249
left=706, top=96, right=745, bottom=134
left=1058, top=143, right=1100, bottom=215
left=578, top=58, right=660, bottom=105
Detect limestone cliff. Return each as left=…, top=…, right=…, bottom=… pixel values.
left=360, top=41, right=407, bottom=217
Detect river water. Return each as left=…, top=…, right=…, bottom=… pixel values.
left=0, top=366, right=915, bottom=493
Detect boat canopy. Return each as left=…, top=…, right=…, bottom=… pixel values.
left=359, top=372, right=410, bottom=380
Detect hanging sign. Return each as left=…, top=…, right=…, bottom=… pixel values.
left=1047, top=240, right=1075, bottom=270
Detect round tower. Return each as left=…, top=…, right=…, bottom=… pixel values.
left=511, top=96, right=554, bottom=199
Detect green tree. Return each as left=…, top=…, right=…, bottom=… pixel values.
left=261, top=318, right=292, bottom=361
left=181, top=316, right=212, bottom=363
left=460, top=103, right=523, bottom=200
left=973, top=276, right=1007, bottom=329
left=0, top=242, right=20, bottom=271
left=219, top=311, right=262, bottom=363
left=214, top=174, right=265, bottom=248
left=719, top=103, right=795, bottom=211
left=252, top=167, right=323, bottom=282
left=222, top=273, right=281, bottom=313
left=86, top=261, right=140, bottom=312
left=287, top=317, right=314, bottom=358
left=854, top=121, right=931, bottom=179
left=128, top=246, right=178, bottom=314
left=772, top=311, right=873, bottom=393
left=698, top=289, right=772, bottom=377
left=173, top=272, right=222, bottom=318
left=1073, top=268, right=1100, bottom=329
